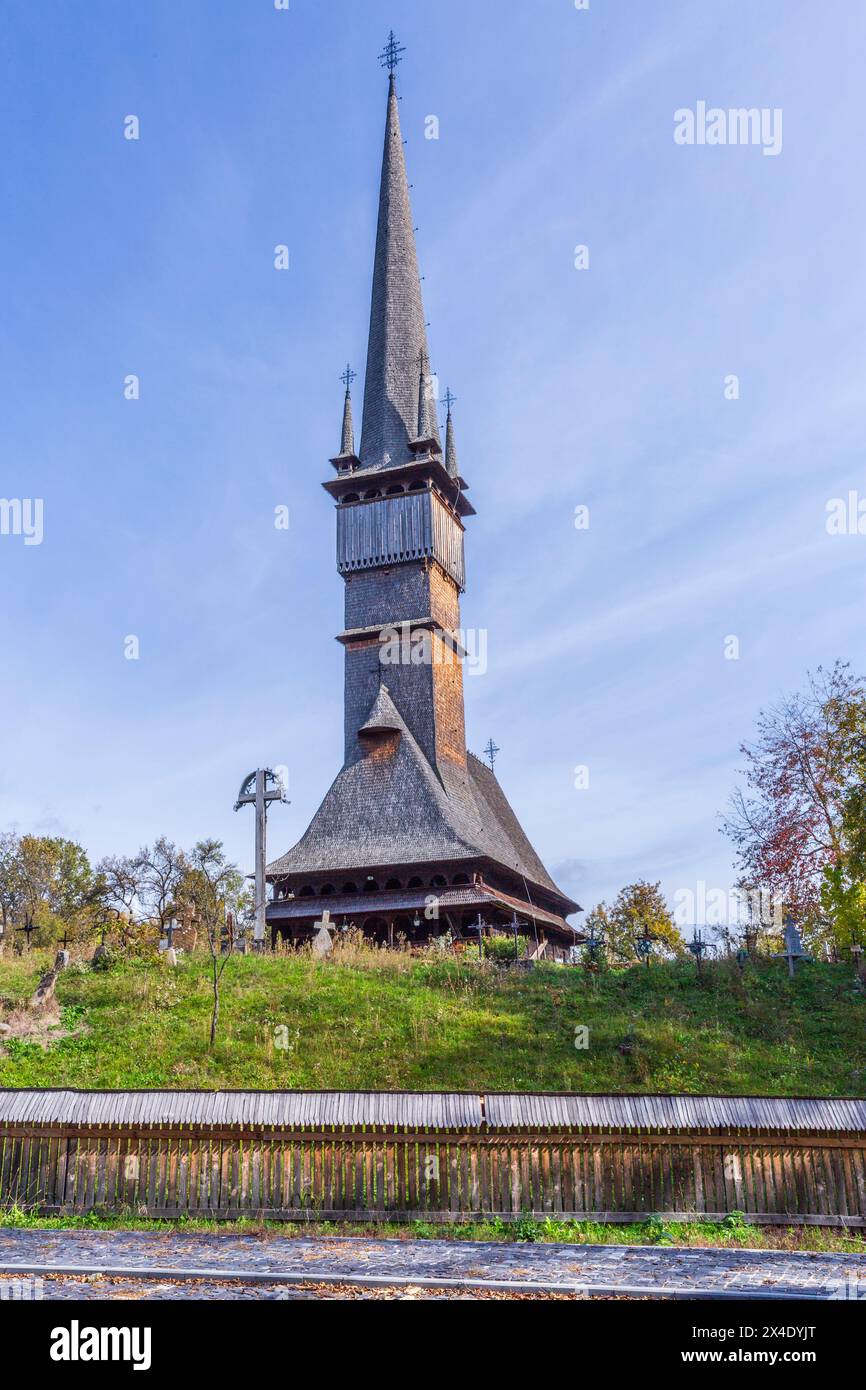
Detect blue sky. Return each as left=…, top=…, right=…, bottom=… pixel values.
left=1, top=0, right=864, bottom=921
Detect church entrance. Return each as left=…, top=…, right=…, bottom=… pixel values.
left=364, top=916, right=389, bottom=947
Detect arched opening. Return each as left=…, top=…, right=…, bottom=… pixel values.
left=362, top=877, right=380, bottom=894
left=319, top=884, right=335, bottom=896
left=299, top=885, right=315, bottom=898
left=364, top=916, right=389, bottom=946
left=342, top=492, right=360, bottom=504
left=408, top=480, right=426, bottom=492
left=431, top=875, right=447, bottom=889
left=385, top=877, right=402, bottom=890
left=407, top=876, right=423, bottom=889
left=341, top=881, right=359, bottom=894
left=452, top=873, right=470, bottom=885
left=363, top=488, right=382, bottom=500
left=386, top=484, right=405, bottom=496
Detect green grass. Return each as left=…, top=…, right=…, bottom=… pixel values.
left=0, top=1205, right=862, bottom=1254
left=1, top=948, right=864, bottom=1094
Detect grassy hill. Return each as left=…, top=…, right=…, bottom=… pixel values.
left=1, top=945, right=864, bottom=1095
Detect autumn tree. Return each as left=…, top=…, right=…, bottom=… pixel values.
left=0, top=832, right=24, bottom=946
left=723, top=662, right=866, bottom=950
left=13, top=835, right=98, bottom=946
left=609, top=880, right=685, bottom=962
left=580, top=901, right=613, bottom=965
left=134, top=837, right=188, bottom=937
left=94, top=854, right=152, bottom=951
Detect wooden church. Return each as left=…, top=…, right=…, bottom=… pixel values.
left=267, top=41, right=581, bottom=960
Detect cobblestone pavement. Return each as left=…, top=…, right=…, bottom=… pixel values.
left=1, top=1228, right=865, bottom=1298
left=0, top=1273, right=583, bottom=1301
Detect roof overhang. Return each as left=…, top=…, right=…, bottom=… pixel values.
left=267, top=881, right=583, bottom=941
left=323, top=457, right=475, bottom=518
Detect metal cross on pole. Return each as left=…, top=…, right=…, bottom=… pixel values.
left=378, top=30, right=406, bottom=74
left=483, top=738, right=500, bottom=771
left=340, top=363, right=356, bottom=392
left=585, top=922, right=606, bottom=967
left=687, top=927, right=710, bottom=975
left=234, top=769, right=288, bottom=951
left=509, top=909, right=531, bottom=960
left=634, top=925, right=655, bottom=967
left=472, top=912, right=486, bottom=960
left=15, top=922, right=36, bottom=953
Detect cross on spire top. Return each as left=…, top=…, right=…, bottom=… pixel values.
left=443, top=387, right=457, bottom=416
left=379, top=30, right=406, bottom=75
left=483, top=737, right=500, bottom=771
left=341, top=363, right=356, bottom=392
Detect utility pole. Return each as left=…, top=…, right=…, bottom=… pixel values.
left=234, top=770, right=288, bottom=951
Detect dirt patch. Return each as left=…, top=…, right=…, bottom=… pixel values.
left=0, top=1001, right=79, bottom=1050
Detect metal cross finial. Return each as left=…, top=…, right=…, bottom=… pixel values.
left=443, top=387, right=457, bottom=416
left=483, top=738, right=500, bottom=771
left=417, top=348, right=429, bottom=374
left=379, top=30, right=406, bottom=74
left=340, top=363, right=356, bottom=391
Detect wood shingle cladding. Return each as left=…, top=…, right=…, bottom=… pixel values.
left=266, top=67, right=579, bottom=947
left=267, top=705, right=576, bottom=927
left=357, top=75, right=440, bottom=472
left=4, top=1089, right=865, bottom=1135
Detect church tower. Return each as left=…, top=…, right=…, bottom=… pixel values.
left=267, top=39, right=580, bottom=955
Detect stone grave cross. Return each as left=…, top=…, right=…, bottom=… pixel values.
left=312, top=909, right=334, bottom=958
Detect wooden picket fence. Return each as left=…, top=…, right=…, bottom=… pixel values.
left=2, top=1126, right=865, bottom=1225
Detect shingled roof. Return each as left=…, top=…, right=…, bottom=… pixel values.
left=358, top=72, right=441, bottom=471
left=267, top=687, right=577, bottom=913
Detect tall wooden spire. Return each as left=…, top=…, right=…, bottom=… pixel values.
left=444, top=389, right=459, bottom=478
left=359, top=69, right=440, bottom=469
left=339, top=389, right=354, bottom=457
